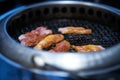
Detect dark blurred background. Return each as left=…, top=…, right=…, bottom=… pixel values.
left=0, top=0, right=120, bottom=80
left=0, top=0, right=120, bottom=15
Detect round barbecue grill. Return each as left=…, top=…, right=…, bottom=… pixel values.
left=0, top=1, right=120, bottom=78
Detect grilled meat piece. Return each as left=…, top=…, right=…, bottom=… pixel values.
left=49, top=40, right=70, bottom=52
left=72, top=44, right=104, bottom=53
left=18, top=26, right=52, bottom=46
left=58, top=26, right=92, bottom=34
left=34, top=34, right=64, bottom=50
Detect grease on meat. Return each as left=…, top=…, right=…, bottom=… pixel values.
left=58, top=26, right=92, bottom=34
left=72, top=44, right=105, bottom=53
left=49, top=40, right=70, bottom=52
left=34, top=34, right=64, bottom=50
left=18, top=26, right=52, bottom=46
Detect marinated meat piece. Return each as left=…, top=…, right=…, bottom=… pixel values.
left=34, top=34, right=64, bottom=50
left=72, top=44, right=105, bottom=53
left=18, top=26, right=52, bottom=46
left=49, top=40, right=70, bottom=52
left=58, top=26, right=92, bottom=34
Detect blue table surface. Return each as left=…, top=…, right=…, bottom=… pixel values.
left=0, top=56, right=31, bottom=80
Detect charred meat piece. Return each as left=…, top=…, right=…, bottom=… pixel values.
left=58, top=26, right=92, bottom=34
left=34, top=34, right=64, bottom=50
left=49, top=40, right=70, bottom=52
left=72, top=44, right=104, bottom=53
left=18, top=26, right=52, bottom=46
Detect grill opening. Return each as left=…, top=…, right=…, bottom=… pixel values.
left=79, top=7, right=85, bottom=14
left=96, top=11, right=102, bottom=17
left=52, top=7, right=59, bottom=14
left=88, top=8, right=94, bottom=16
left=61, top=7, right=68, bottom=13
left=43, top=8, right=50, bottom=15
left=70, top=7, right=77, bottom=13
left=6, top=4, right=120, bottom=50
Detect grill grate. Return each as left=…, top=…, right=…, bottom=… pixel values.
left=13, top=19, right=120, bottom=48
